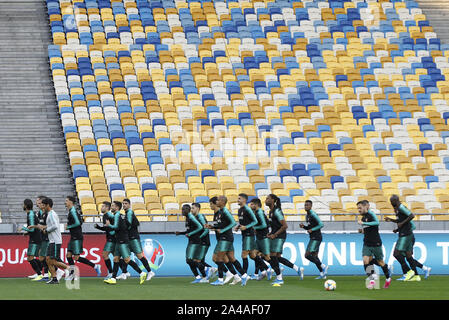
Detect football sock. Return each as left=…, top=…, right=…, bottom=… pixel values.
left=77, top=257, right=95, bottom=268
left=393, top=252, right=410, bottom=274
left=67, top=256, right=75, bottom=266
left=119, top=259, right=128, bottom=273
left=112, top=261, right=120, bottom=278
left=269, top=256, right=281, bottom=276
left=305, top=253, right=323, bottom=272
left=406, top=256, right=418, bottom=275
left=232, top=260, right=246, bottom=276
left=42, top=260, right=48, bottom=274
left=242, top=257, right=249, bottom=273
left=369, top=259, right=380, bottom=266
left=187, top=259, right=199, bottom=277
left=381, top=264, right=390, bottom=278
left=254, top=257, right=262, bottom=274
left=278, top=257, right=299, bottom=271
left=413, top=258, right=424, bottom=269
left=139, top=257, right=152, bottom=273
left=254, top=262, right=260, bottom=275
left=278, top=256, right=293, bottom=268
left=256, top=256, right=269, bottom=271
left=127, top=260, right=143, bottom=274
left=35, top=259, right=43, bottom=274
left=225, top=262, right=237, bottom=275
left=29, top=260, right=41, bottom=275
left=201, top=259, right=212, bottom=268
left=217, top=262, right=225, bottom=279
left=104, top=258, right=113, bottom=273
left=364, top=263, right=374, bottom=277
left=197, top=262, right=207, bottom=278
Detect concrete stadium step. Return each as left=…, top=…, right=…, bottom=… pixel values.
left=0, top=1, right=75, bottom=220
left=417, top=0, right=449, bottom=44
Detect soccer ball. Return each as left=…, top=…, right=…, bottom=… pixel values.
left=324, top=279, right=336, bottom=291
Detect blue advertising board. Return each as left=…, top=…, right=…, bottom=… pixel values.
left=129, top=232, right=449, bottom=277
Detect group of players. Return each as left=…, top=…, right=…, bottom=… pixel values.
left=176, top=193, right=328, bottom=286
left=19, top=195, right=155, bottom=284
left=177, top=193, right=432, bottom=288
left=19, top=192, right=432, bottom=288
left=20, top=195, right=101, bottom=284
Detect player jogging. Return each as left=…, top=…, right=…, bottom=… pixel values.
left=357, top=200, right=391, bottom=289
left=208, top=196, right=249, bottom=286
left=235, top=193, right=258, bottom=277
left=208, top=196, right=234, bottom=284
left=300, top=200, right=327, bottom=279
left=192, top=202, right=216, bottom=281
left=122, top=198, right=155, bottom=281
left=176, top=204, right=208, bottom=283
left=104, top=201, right=147, bottom=285
left=249, top=198, right=281, bottom=282
left=94, top=201, right=117, bottom=279
left=368, top=219, right=431, bottom=280
left=385, top=195, right=419, bottom=281
left=265, top=194, right=288, bottom=286
left=19, top=199, right=43, bottom=281
left=32, top=197, right=69, bottom=284
left=65, top=196, right=101, bottom=280
left=35, top=195, right=50, bottom=280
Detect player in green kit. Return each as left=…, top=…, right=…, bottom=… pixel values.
left=65, top=196, right=101, bottom=280
left=368, top=219, right=431, bottom=280
left=249, top=198, right=281, bottom=282
left=94, top=201, right=120, bottom=279
left=235, top=194, right=258, bottom=279
left=191, top=202, right=216, bottom=280
left=31, top=197, right=70, bottom=284
left=385, top=195, right=419, bottom=281
left=357, top=200, right=391, bottom=289
left=265, top=194, right=288, bottom=286
left=19, top=199, right=43, bottom=281
left=300, top=200, right=327, bottom=280
left=104, top=201, right=147, bottom=285
left=208, top=197, right=234, bottom=284
left=208, top=196, right=249, bottom=286
left=35, top=195, right=50, bottom=280
left=122, top=198, right=155, bottom=281
left=176, top=204, right=208, bottom=283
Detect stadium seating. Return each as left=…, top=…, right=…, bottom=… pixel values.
left=46, top=0, right=449, bottom=221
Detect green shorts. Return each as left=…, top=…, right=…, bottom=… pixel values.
left=362, top=245, right=384, bottom=260
left=306, top=240, right=321, bottom=253
left=67, top=239, right=83, bottom=255
left=270, top=238, right=285, bottom=254
left=197, top=244, right=209, bottom=261
left=395, top=234, right=414, bottom=253
left=27, top=243, right=41, bottom=257
left=256, top=238, right=271, bottom=256
left=214, top=240, right=234, bottom=253
left=103, top=241, right=116, bottom=253
left=242, top=236, right=256, bottom=251
left=114, top=243, right=131, bottom=259
left=402, top=235, right=416, bottom=257
left=129, top=239, right=143, bottom=254
left=48, top=243, right=61, bottom=260
left=186, top=243, right=201, bottom=260
left=39, top=240, right=49, bottom=257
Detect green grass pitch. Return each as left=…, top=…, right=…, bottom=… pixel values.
left=1, top=276, right=448, bottom=300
